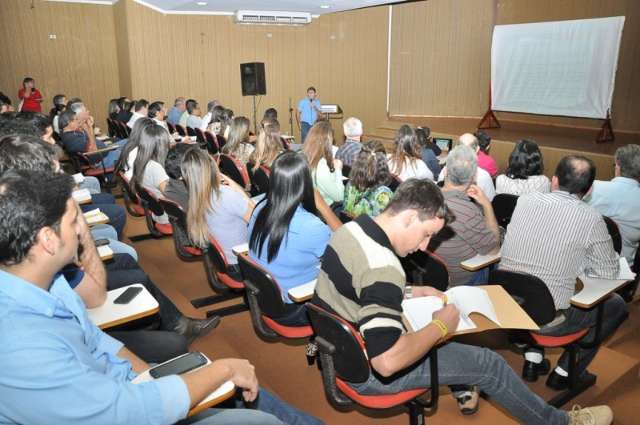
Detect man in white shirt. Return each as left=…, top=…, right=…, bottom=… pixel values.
left=127, top=99, right=149, bottom=128
left=438, top=133, right=496, bottom=201
left=586, top=144, right=640, bottom=266
left=148, top=101, right=169, bottom=131
left=200, top=100, right=219, bottom=131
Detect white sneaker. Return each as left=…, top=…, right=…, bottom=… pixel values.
left=567, top=405, right=613, bottom=425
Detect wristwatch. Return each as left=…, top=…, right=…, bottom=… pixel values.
left=404, top=285, right=413, bottom=299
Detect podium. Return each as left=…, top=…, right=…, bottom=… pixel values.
left=319, top=104, right=343, bottom=121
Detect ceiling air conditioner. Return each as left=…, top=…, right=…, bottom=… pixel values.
left=235, top=10, right=312, bottom=26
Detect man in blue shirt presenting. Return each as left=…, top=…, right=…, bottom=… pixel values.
left=297, top=86, right=321, bottom=143
left=0, top=170, right=322, bottom=425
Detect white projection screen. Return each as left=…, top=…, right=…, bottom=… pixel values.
left=491, top=17, right=625, bottom=119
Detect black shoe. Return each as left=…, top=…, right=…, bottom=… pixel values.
left=522, top=358, right=551, bottom=382
left=175, top=315, right=221, bottom=344
left=546, top=370, right=596, bottom=391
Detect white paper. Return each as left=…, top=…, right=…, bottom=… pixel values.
left=72, top=188, right=91, bottom=203
left=97, top=245, right=113, bottom=259
left=232, top=243, right=249, bottom=255
left=460, top=251, right=501, bottom=269
left=72, top=173, right=85, bottom=183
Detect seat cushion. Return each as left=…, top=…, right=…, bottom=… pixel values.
left=154, top=222, right=174, bottom=235
left=218, top=272, right=245, bottom=290
left=335, top=378, right=428, bottom=409
left=530, top=328, right=589, bottom=347
left=183, top=246, right=203, bottom=256
left=261, top=315, right=313, bottom=338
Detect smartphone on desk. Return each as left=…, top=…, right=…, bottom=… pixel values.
left=94, top=238, right=110, bottom=247
left=149, top=352, right=208, bottom=379
left=113, top=286, right=143, bottom=304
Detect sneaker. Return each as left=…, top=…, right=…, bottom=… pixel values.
left=567, top=405, right=613, bottom=425
left=455, top=385, right=480, bottom=415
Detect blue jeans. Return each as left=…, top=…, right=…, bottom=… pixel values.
left=466, top=267, right=490, bottom=286
left=89, top=224, right=139, bottom=260
left=179, top=388, right=324, bottom=425
left=350, top=342, right=568, bottom=425
left=300, top=122, right=312, bottom=144
left=79, top=176, right=102, bottom=194
left=537, top=293, right=627, bottom=376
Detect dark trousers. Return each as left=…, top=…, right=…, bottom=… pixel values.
left=108, top=330, right=188, bottom=364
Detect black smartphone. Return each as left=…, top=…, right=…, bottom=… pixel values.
left=149, top=352, right=208, bottom=379
left=94, top=238, right=110, bottom=247
left=113, top=286, right=143, bottom=304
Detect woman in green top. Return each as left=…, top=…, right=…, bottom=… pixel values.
left=343, top=140, right=394, bottom=217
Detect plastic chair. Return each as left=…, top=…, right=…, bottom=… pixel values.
left=248, top=164, right=270, bottom=196
left=187, top=126, right=197, bottom=137
left=218, top=154, right=251, bottom=190
left=194, top=127, right=207, bottom=147
left=106, top=118, right=118, bottom=138
left=204, top=131, right=220, bottom=155
left=216, top=134, right=227, bottom=148
left=116, top=120, right=130, bottom=138
left=388, top=174, right=402, bottom=192
left=167, top=122, right=176, bottom=134
left=134, top=183, right=173, bottom=238
left=492, top=194, right=519, bottom=229
left=117, top=172, right=145, bottom=217
left=602, top=216, right=622, bottom=255
left=307, top=303, right=439, bottom=425
left=401, top=251, right=449, bottom=290
left=158, top=198, right=203, bottom=260
left=489, top=269, right=598, bottom=407
left=237, top=253, right=314, bottom=340
left=175, top=124, right=187, bottom=137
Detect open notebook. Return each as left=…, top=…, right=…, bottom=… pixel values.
left=402, top=286, right=501, bottom=332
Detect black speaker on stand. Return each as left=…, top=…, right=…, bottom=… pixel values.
left=240, top=62, right=266, bottom=134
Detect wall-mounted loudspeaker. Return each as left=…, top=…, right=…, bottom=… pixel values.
left=240, top=62, right=266, bottom=96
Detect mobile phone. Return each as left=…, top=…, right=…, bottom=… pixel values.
left=113, top=286, right=143, bottom=304
left=149, top=352, right=208, bottom=379
left=94, top=238, right=110, bottom=247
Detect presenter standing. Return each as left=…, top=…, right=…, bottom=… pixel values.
left=297, top=86, right=321, bottom=143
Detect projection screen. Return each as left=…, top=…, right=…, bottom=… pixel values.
left=491, top=17, right=625, bottom=119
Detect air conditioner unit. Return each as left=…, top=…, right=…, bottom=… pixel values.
left=235, top=10, right=312, bottom=26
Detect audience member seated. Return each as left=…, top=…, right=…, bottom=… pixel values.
left=186, top=101, right=203, bottom=130
left=500, top=155, right=627, bottom=390
left=179, top=98, right=197, bottom=127
left=49, top=93, right=66, bottom=133
left=17, top=77, right=43, bottom=113
left=249, top=151, right=331, bottom=326
left=496, top=139, right=550, bottom=195
left=222, top=116, right=254, bottom=163
left=439, top=133, right=496, bottom=201
left=415, top=126, right=441, bottom=177
left=343, top=140, right=393, bottom=218
left=59, top=106, right=126, bottom=170
left=430, top=145, right=500, bottom=286
left=166, top=96, right=185, bottom=126
left=335, top=117, right=363, bottom=167
left=200, top=100, right=219, bottom=131
left=184, top=149, right=255, bottom=277
left=127, top=98, right=149, bottom=128
left=115, top=97, right=133, bottom=123
left=388, top=125, right=434, bottom=181
left=119, top=118, right=170, bottom=224
left=0, top=170, right=323, bottom=425
left=221, top=108, right=234, bottom=139
left=164, top=143, right=194, bottom=210
left=475, top=131, right=498, bottom=178
left=586, top=144, right=640, bottom=265
left=207, top=104, right=226, bottom=135
left=148, top=100, right=169, bottom=131
left=311, top=178, right=612, bottom=425
left=263, top=107, right=278, bottom=122
left=417, top=125, right=442, bottom=156
left=0, top=92, right=14, bottom=113
left=302, top=120, right=344, bottom=207
left=107, top=97, right=120, bottom=120
left=249, top=120, right=283, bottom=173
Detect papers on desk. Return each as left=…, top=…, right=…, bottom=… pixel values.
left=97, top=244, right=114, bottom=260
left=232, top=243, right=249, bottom=256
left=83, top=208, right=109, bottom=225
left=460, top=251, right=501, bottom=271
left=87, top=284, right=159, bottom=329
left=288, top=279, right=317, bottom=302
left=403, top=286, right=500, bottom=332
left=72, top=173, right=85, bottom=183
left=133, top=353, right=235, bottom=416
left=72, top=188, right=92, bottom=204
left=573, top=257, right=636, bottom=308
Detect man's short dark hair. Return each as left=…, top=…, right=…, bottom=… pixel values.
left=384, top=179, right=453, bottom=224
left=263, top=108, right=278, bottom=121
left=307, top=87, right=316, bottom=93
left=0, top=92, right=12, bottom=106
left=134, top=99, right=149, bottom=112
left=0, top=134, right=57, bottom=176
left=0, top=170, right=74, bottom=266
left=165, top=143, right=195, bottom=179
left=52, top=94, right=66, bottom=106
left=0, top=112, right=50, bottom=138
left=186, top=99, right=198, bottom=114
left=58, top=109, right=77, bottom=131
left=148, top=101, right=164, bottom=119
left=554, top=155, right=596, bottom=198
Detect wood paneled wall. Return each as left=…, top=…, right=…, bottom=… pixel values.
left=388, top=0, right=494, bottom=118
left=0, top=0, right=120, bottom=129
left=388, top=0, right=640, bottom=133
left=115, top=0, right=389, bottom=141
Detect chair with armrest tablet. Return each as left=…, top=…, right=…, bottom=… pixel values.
left=175, top=124, right=187, bottom=137
left=489, top=269, right=599, bottom=407
left=246, top=163, right=270, bottom=197
left=218, top=154, right=251, bottom=190
left=134, top=183, right=173, bottom=238
left=194, top=127, right=207, bottom=147
left=204, top=131, right=220, bottom=156
left=116, top=121, right=130, bottom=138
left=307, top=303, right=439, bottom=425
left=492, top=194, right=519, bottom=229
left=602, top=216, right=622, bottom=255
left=187, top=126, right=197, bottom=137
left=158, top=198, right=203, bottom=260
left=401, top=251, right=449, bottom=291
left=167, top=122, right=176, bottom=134
left=118, top=172, right=145, bottom=217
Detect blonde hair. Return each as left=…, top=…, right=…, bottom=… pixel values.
left=250, top=125, right=282, bottom=172
left=302, top=120, right=335, bottom=173
left=222, top=116, right=251, bottom=158
left=182, top=149, right=221, bottom=247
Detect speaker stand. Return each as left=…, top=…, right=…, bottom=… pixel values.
left=252, top=95, right=258, bottom=134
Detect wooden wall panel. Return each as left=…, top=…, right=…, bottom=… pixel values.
left=0, top=0, right=119, bottom=129
left=119, top=0, right=389, bottom=141
left=495, top=0, right=640, bottom=132
left=388, top=0, right=494, bottom=117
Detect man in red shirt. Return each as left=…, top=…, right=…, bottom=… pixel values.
left=18, top=77, right=43, bottom=113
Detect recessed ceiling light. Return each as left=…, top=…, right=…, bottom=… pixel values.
left=320, top=5, right=330, bottom=9
left=196, top=1, right=207, bottom=5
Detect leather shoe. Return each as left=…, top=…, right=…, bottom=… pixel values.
left=546, top=370, right=596, bottom=391
left=522, top=358, right=551, bottom=382
left=174, top=315, right=221, bottom=344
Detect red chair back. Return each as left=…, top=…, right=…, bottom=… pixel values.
left=218, top=154, right=250, bottom=189
left=204, top=131, right=219, bottom=155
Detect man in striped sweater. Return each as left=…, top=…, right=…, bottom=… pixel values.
left=312, top=178, right=613, bottom=425
left=500, top=155, right=627, bottom=390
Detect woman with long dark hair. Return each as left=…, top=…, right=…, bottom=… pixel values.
left=387, top=125, right=433, bottom=181
left=496, top=139, right=549, bottom=195
left=248, top=151, right=331, bottom=325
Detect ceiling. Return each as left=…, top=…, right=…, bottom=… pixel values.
left=48, top=0, right=406, bottom=16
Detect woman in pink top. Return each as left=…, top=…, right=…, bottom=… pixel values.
left=475, top=131, right=498, bottom=178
